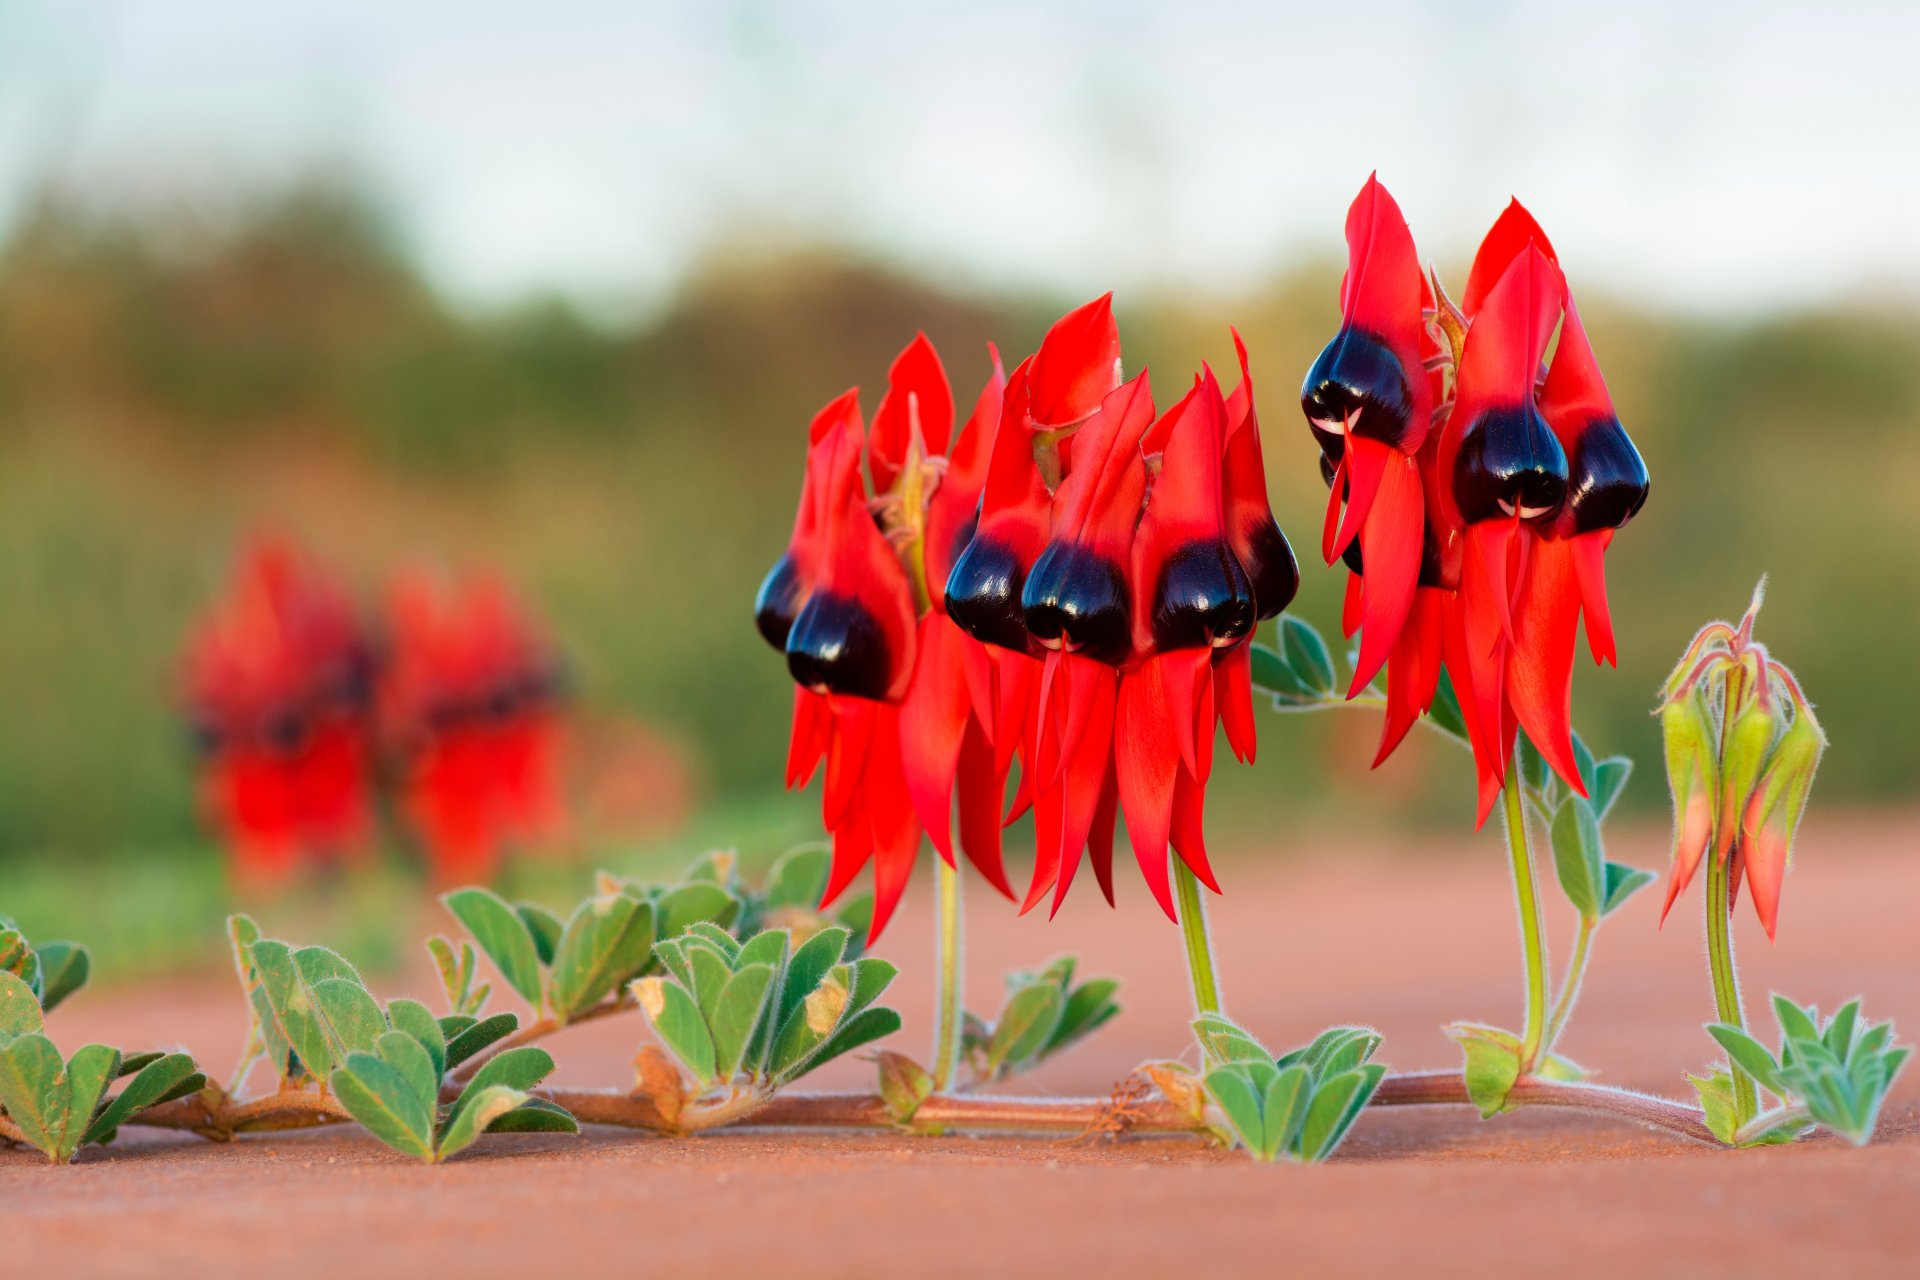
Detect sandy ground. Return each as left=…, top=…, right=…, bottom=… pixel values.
left=4, top=813, right=1919, bottom=1278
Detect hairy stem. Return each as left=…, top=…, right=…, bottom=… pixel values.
left=1501, top=759, right=1551, bottom=1071
left=1705, top=847, right=1758, bottom=1128
left=447, top=993, right=633, bottom=1085
left=930, top=856, right=965, bottom=1093
left=1173, top=859, right=1222, bottom=1020
left=1541, top=913, right=1595, bottom=1057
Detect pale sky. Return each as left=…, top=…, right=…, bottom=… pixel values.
left=2, top=0, right=1916, bottom=317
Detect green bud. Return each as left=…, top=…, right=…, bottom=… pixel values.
left=1740, top=704, right=1824, bottom=940
left=1716, top=668, right=1779, bottom=861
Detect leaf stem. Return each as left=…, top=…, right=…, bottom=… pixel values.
left=930, top=856, right=964, bottom=1093
left=1173, top=859, right=1222, bottom=1020
left=1704, top=847, right=1758, bottom=1128
left=1501, top=757, right=1551, bottom=1071
left=446, top=993, right=633, bottom=1085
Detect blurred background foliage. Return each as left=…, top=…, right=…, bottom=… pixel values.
left=0, top=177, right=1916, bottom=899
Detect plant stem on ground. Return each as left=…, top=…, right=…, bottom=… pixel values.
left=1540, top=913, right=1595, bottom=1058
left=1173, top=859, right=1222, bottom=1019
left=1501, top=758, right=1551, bottom=1071
left=930, top=855, right=964, bottom=1093
left=1705, top=846, right=1758, bottom=1128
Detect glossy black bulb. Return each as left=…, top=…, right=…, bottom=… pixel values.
left=945, top=534, right=1033, bottom=653
left=1564, top=417, right=1650, bottom=534
left=754, top=553, right=806, bottom=651
left=1020, top=543, right=1130, bottom=665
left=1300, top=328, right=1416, bottom=459
left=1452, top=404, right=1568, bottom=526
left=1150, top=541, right=1255, bottom=650
left=785, top=593, right=893, bottom=700
left=1238, top=519, right=1299, bottom=621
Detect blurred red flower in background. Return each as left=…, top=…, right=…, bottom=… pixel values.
left=179, top=535, right=375, bottom=889
left=380, top=569, right=567, bottom=886
left=1300, top=177, right=1648, bottom=822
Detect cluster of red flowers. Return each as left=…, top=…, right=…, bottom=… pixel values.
left=1300, top=176, right=1649, bottom=821
left=757, top=300, right=1297, bottom=939
left=181, top=538, right=565, bottom=887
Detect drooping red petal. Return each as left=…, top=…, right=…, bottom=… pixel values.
left=1507, top=536, right=1586, bottom=795
left=1088, top=758, right=1119, bottom=909
left=954, top=718, right=1014, bottom=899
left=1222, top=330, right=1298, bottom=622
left=1216, top=642, right=1257, bottom=765
left=1043, top=655, right=1120, bottom=917
left=869, top=333, right=955, bottom=494
left=862, top=705, right=923, bottom=943
left=1374, top=586, right=1445, bottom=766
left=1342, top=570, right=1364, bottom=638
left=1115, top=655, right=1180, bottom=920
left=1347, top=438, right=1424, bottom=696
left=1571, top=530, right=1617, bottom=666
left=1337, top=174, right=1433, bottom=456
left=899, top=614, right=973, bottom=863
left=821, top=696, right=876, bottom=829
left=785, top=687, right=832, bottom=789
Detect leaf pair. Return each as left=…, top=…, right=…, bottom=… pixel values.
left=1248, top=617, right=1338, bottom=709
left=0, top=972, right=203, bottom=1164
left=635, top=925, right=898, bottom=1096
left=329, top=997, right=577, bottom=1163
left=442, top=872, right=738, bottom=1023
left=1444, top=1022, right=1587, bottom=1118
left=961, top=955, right=1120, bottom=1084
left=1706, top=995, right=1911, bottom=1146
left=0, top=919, right=91, bottom=1015
left=1547, top=788, right=1652, bottom=920
left=1195, top=1015, right=1387, bottom=1163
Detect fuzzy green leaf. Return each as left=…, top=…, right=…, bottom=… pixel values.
left=0, top=1032, right=66, bottom=1158
left=311, top=977, right=388, bottom=1062
left=636, top=978, right=716, bottom=1087
left=1592, top=756, right=1633, bottom=819
left=1600, top=862, right=1656, bottom=916
left=987, top=983, right=1064, bottom=1076
left=803, top=1006, right=901, bottom=1080
left=1297, top=1064, right=1385, bottom=1161
left=33, top=942, right=89, bottom=1014
left=59, top=1043, right=121, bottom=1160
left=84, top=1052, right=201, bottom=1146
left=1689, top=1070, right=1740, bottom=1143
left=387, top=999, right=447, bottom=1083
left=484, top=1095, right=578, bottom=1135
left=1449, top=1024, right=1522, bottom=1118
left=444, top=1012, right=518, bottom=1069
left=1260, top=1063, right=1312, bottom=1160
left=710, top=964, right=776, bottom=1080
left=1046, top=978, right=1120, bottom=1058
left=515, top=903, right=565, bottom=967
left=1549, top=795, right=1604, bottom=918
left=656, top=882, right=741, bottom=940
left=1193, top=1013, right=1272, bottom=1066
left=435, top=1085, right=529, bottom=1162
left=1772, top=996, right=1821, bottom=1046
left=548, top=894, right=656, bottom=1023
left=0, top=969, right=44, bottom=1039
left=1282, top=616, right=1335, bottom=695
left=777, top=926, right=850, bottom=1033
left=1708, top=1023, right=1785, bottom=1095
left=1248, top=642, right=1317, bottom=706
left=762, top=845, right=831, bottom=910
left=375, top=1031, right=440, bottom=1112
left=450, top=1046, right=556, bottom=1133
left=1204, top=1066, right=1267, bottom=1157
left=688, top=944, right=735, bottom=1023
left=443, top=888, right=545, bottom=1009
left=333, top=1052, right=435, bottom=1161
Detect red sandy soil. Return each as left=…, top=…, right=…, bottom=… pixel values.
left=5, top=814, right=1919, bottom=1278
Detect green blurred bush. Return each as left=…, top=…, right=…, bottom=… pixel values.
left=0, top=182, right=1913, bottom=866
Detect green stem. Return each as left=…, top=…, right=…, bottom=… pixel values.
left=930, top=856, right=964, bottom=1093
left=1173, top=859, right=1222, bottom=1019
left=1705, top=847, right=1758, bottom=1128
left=1541, top=913, right=1595, bottom=1057
left=1501, top=758, right=1550, bottom=1071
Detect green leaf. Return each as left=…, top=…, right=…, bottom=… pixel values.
left=635, top=978, right=716, bottom=1087
left=375, top=1031, right=440, bottom=1113
left=84, top=1053, right=200, bottom=1146
left=987, top=983, right=1064, bottom=1077
left=1689, top=1070, right=1740, bottom=1143
left=656, top=882, right=741, bottom=940
left=516, top=903, right=566, bottom=967
left=777, top=926, right=850, bottom=1033
left=1708, top=1023, right=1785, bottom=1095
left=1046, top=978, right=1120, bottom=1057
left=685, top=922, right=743, bottom=963
left=1282, top=616, right=1335, bottom=695
left=434, top=1085, right=529, bottom=1162
left=116, top=1051, right=165, bottom=1077
left=0, top=969, right=44, bottom=1039
left=311, top=977, right=388, bottom=1062
left=1518, top=732, right=1551, bottom=795
left=1448, top=1024, right=1521, bottom=1118
left=735, top=928, right=789, bottom=973
left=250, top=940, right=334, bottom=1080
left=387, top=999, right=447, bottom=1083
left=1193, top=1013, right=1272, bottom=1066
left=333, top=1054, right=435, bottom=1161
left=689, top=944, right=735, bottom=1023
left=1298, top=1064, right=1384, bottom=1162
left=1248, top=642, right=1317, bottom=706
left=450, top=1046, right=557, bottom=1134
left=1260, top=1063, right=1312, bottom=1160
left=762, top=845, right=831, bottom=910
left=33, top=942, right=89, bottom=1014
left=443, top=888, right=545, bottom=1009
left=1600, top=862, right=1656, bottom=916
left=548, top=894, right=656, bottom=1022
left=709, top=964, right=776, bottom=1080
left=1591, top=756, right=1633, bottom=819
left=444, top=1012, right=518, bottom=1069
left=877, top=1050, right=935, bottom=1123
left=1824, top=999, right=1861, bottom=1060
left=1571, top=733, right=1599, bottom=800
left=1773, top=995, right=1820, bottom=1046
left=485, top=1096, right=579, bottom=1135
left=1204, top=1066, right=1268, bottom=1158
left=1549, top=796, right=1604, bottom=918
left=0, top=1032, right=67, bottom=1158
left=802, top=1006, right=901, bottom=1081
left=59, top=1043, right=121, bottom=1160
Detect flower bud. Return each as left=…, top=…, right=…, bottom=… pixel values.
left=1716, top=665, right=1779, bottom=863
left=1658, top=680, right=1719, bottom=922
left=1740, top=706, right=1825, bottom=941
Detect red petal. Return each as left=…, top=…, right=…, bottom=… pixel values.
left=1508, top=537, right=1586, bottom=796
left=1088, top=758, right=1119, bottom=909
left=863, top=706, right=923, bottom=943
left=1338, top=175, right=1434, bottom=454
left=1216, top=642, right=1257, bottom=765
left=1462, top=199, right=1559, bottom=318
left=1169, top=769, right=1221, bottom=894
left=899, top=615, right=972, bottom=862
left=870, top=333, right=954, bottom=494
left=1374, top=587, right=1445, bottom=766
left=1046, top=656, right=1119, bottom=917
left=1348, top=439, right=1424, bottom=696
left=1028, top=294, right=1122, bottom=430
left=822, top=697, right=876, bottom=829
left=955, top=719, right=1014, bottom=899
left=785, top=688, right=832, bottom=789
left=1116, top=658, right=1179, bottom=919
left=1341, top=570, right=1364, bottom=638
left=1571, top=530, right=1617, bottom=667
left=925, top=348, right=1006, bottom=600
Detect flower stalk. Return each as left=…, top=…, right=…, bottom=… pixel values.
left=1173, top=859, right=1223, bottom=1020
left=1500, top=759, right=1550, bottom=1071
left=1704, top=845, right=1757, bottom=1128
left=930, top=856, right=964, bottom=1092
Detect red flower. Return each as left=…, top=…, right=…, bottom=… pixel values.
left=757, top=337, right=1015, bottom=940
left=945, top=298, right=1297, bottom=918
left=1302, top=178, right=1648, bottom=822
left=179, top=536, right=374, bottom=887
left=381, top=570, right=566, bottom=884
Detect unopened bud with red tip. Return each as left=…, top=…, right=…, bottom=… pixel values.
left=1657, top=677, right=1718, bottom=922
left=1741, top=698, right=1825, bottom=941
